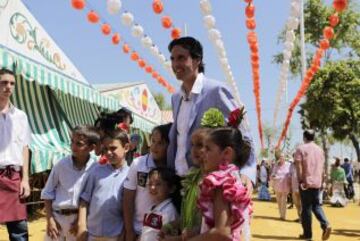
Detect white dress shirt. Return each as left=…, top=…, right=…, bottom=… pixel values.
left=0, top=104, right=31, bottom=166
left=175, top=73, right=204, bottom=176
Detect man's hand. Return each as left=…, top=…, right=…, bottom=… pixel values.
left=19, top=179, right=30, bottom=199
left=47, top=216, right=61, bottom=240
left=241, top=174, right=253, bottom=198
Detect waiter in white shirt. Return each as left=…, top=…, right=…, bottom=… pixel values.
left=0, top=68, right=31, bottom=241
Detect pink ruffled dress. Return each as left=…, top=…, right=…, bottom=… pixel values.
left=197, top=164, right=251, bottom=241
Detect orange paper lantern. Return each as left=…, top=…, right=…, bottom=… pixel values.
left=130, top=52, right=139, bottom=61
left=101, top=23, right=111, bottom=35
left=145, top=66, right=153, bottom=73
left=112, top=33, right=121, bottom=45
left=87, top=11, right=99, bottom=23
left=251, top=53, right=259, bottom=62
left=333, top=0, right=347, bottom=12
left=138, top=59, right=146, bottom=68
left=319, top=39, right=330, bottom=50
left=122, top=44, right=130, bottom=54
left=171, top=28, right=181, bottom=40
left=245, top=4, right=255, bottom=18
left=250, top=43, right=259, bottom=52
left=244, top=0, right=252, bottom=3
left=323, top=27, right=334, bottom=40
left=72, top=0, right=85, bottom=10
left=247, top=31, right=257, bottom=44
left=246, top=18, right=256, bottom=30
left=152, top=0, right=164, bottom=14
left=329, top=14, right=339, bottom=27
left=152, top=71, right=159, bottom=79
left=161, top=16, right=172, bottom=29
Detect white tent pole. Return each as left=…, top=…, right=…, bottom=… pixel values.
left=300, top=0, right=306, bottom=79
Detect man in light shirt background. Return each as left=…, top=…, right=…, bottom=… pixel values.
left=295, top=129, right=331, bottom=241
left=0, top=68, right=31, bottom=241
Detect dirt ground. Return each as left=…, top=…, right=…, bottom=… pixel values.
left=1, top=198, right=359, bottom=241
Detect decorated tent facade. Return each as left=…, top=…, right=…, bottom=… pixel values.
left=96, top=82, right=162, bottom=133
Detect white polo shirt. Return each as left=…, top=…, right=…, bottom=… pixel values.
left=0, top=104, right=31, bottom=166
left=140, top=198, right=178, bottom=241
left=123, top=154, right=157, bottom=234
left=175, top=73, right=204, bottom=176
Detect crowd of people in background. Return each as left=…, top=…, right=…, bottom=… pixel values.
left=257, top=155, right=357, bottom=209
left=256, top=141, right=357, bottom=241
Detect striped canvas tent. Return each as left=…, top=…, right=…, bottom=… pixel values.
left=2, top=46, right=120, bottom=173
left=0, top=0, right=159, bottom=173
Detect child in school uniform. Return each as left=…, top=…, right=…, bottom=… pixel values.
left=77, top=129, right=130, bottom=241
left=41, top=125, right=99, bottom=241
left=123, top=124, right=172, bottom=240
left=140, top=167, right=180, bottom=241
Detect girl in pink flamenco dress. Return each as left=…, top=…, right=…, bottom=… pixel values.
left=187, top=127, right=251, bottom=241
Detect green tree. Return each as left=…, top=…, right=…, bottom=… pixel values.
left=299, top=60, right=360, bottom=162
left=273, top=0, right=360, bottom=162
left=273, top=0, right=360, bottom=76
left=153, top=92, right=171, bottom=110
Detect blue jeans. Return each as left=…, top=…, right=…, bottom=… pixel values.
left=300, top=188, right=329, bottom=238
left=6, top=220, right=28, bottom=241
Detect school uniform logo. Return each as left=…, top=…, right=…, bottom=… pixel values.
left=143, top=213, right=163, bottom=230
left=137, top=172, right=148, bottom=187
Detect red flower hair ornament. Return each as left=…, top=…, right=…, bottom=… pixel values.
left=116, top=122, right=130, bottom=133
left=228, top=106, right=246, bottom=128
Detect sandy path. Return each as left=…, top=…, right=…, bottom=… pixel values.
left=1, top=198, right=359, bottom=241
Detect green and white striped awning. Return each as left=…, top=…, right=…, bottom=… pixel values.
left=1, top=46, right=158, bottom=173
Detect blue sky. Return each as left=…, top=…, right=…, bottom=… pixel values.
left=23, top=0, right=354, bottom=159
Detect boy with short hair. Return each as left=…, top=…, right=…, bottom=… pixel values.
left=77, top=129, right=130, bottom=241
left=41, top=125, right=100, bottom=241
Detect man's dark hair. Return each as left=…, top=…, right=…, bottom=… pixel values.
left=344, top=157, right=349, bottom=163
left=303, top=129, right=315, bottom=141
left=168, top=36, right=205, bottom=73
left=0, top=68, right=15, bottom=78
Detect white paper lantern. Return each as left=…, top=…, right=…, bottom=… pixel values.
left=208, top=28, right=221, bottom=42
left=215, top=39, right=224, bottom=51
left=158, top=54, right=166, bottom=64
left=203, top=15, right=216, bottom=29
left=141, top=36, right=153, bottom=48
left=217, top=48, right=226, bottom=58
left=131, top=24, right=144, bottom=38
left=283, top=59, right=290, bottom=67
left=219, top=57, right=228, bottom=67
left=284, top=41, right=294, bottom=50
left=150, top=45, right=159, bottom=56
left=107, top=0, right=121, bottom=15
left=121, top=12, right=134, bottom=26
left=290, top=1, right=301, bottom=17
left=200, top=0, right=212, bottom=15
left=285, top=31, right=295, bottom=42
left=164, top=60, right=172, bottom=69
left=287, top=17, right=299, bottom=30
